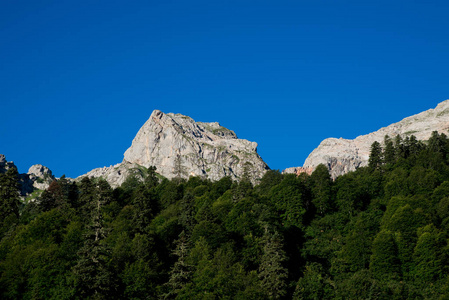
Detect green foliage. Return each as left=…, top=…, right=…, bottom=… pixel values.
left=369, top=141, right=383, bottom=170
left=164, top=231, right=193, bottom=299
left=412, top=224, right=448, bottom=284
left=1, top=133, right=449, bottom=298
left=294, top=262, right=334, bottom=299
left=310, top=164, right=333, bottom=216
left=0, top=167, right=20, bottom=237
left=369, top=230, right=401, bottom=281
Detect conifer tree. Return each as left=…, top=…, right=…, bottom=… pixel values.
left=0, top=167, right=20, bottom=236
left=407, top=135, right=423, bottom=157
left=178, top=191, right=195, bottom=231
left=39, top=180, right=65, bottom=212
left=428, top=131, right=446, bottom=154
left=174, top=154, right=187, bottom=180
left=72, top=180, right=116, bottom=299
left=165, top=230, right=193, bottom=299
left=310, top=164, right=332, bottom=215
left=144, top=165, right=159, bottom=189
left=369, top=141, right=383, bottom=170
left=78, top=177, right=95, bottom=207
left=258, top=230, right=288, bottom=299
left=132, top=184, right=159, bottom=233
left=0, top=167, right=20, bottom=221
left=394, top=135, right=405, bottom=160
left=383, top=135, right=395, bottom=165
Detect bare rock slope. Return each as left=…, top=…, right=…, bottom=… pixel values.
left=287, top=100, right=449, bottom=179
left=82, top=110, right=269, bottom=186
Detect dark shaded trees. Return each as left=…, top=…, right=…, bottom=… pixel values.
left=369, top=141, right=383, bottom=170
left=72, top=180, right=117, bottom=299
left=310, top=164, right=333, bottom=216
left=369, top=230, right=401, bottom=281
left=0, top=168, right=20, bottom=215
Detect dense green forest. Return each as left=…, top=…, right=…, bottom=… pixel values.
left=1, top=132, right=449, bottom=299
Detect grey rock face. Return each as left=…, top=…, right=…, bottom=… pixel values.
left=122, top=110, right=269, bottom=184
left=27, top=164, right=56, bottom=191
left=282, top=166, right=314, bottom=176
left=78, top=162, right=146, bottom=188
left=0, top=154, right=16, bottom=174
left=294, top=99, right=449, bottom=179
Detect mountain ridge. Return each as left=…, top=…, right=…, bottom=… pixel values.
left=284, top=99, right=449, bottom=178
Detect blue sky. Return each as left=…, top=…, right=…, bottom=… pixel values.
left=1, top=0, right=448, bottom=178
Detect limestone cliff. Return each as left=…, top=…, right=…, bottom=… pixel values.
left=81, top=110, right=269, bottom=186
left=123, top=110, right=269, bottom=183
left=285, top=99, right=449, bottom=179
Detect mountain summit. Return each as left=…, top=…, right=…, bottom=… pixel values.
left=82, top=110, right=269, bottom=186
left=285, top=99, right=449, bottom=178
left=123, top=110, right=269, bottom=181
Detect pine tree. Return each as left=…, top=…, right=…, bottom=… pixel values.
left=428, top=131, right=446, bottom=154
left=39, top=180, right=65, bottom=212
left=174, top=154, right=187, bottom=180
left=407, top=135, right=423, bottom=157
left=0, top=167, right=20, bottom=221
left=144, top=165, right=159, bottom=189
left=258, top=230, right=288, bottom=299
left=383, top=135, right=396, bottom=165
left=394, top=135, right=405, bottom=160
left=178, top=191, right=195, bottom=231
left=78, top=177, right=95, bottom=207
left=369, top=141, right=383, bottom=170
left=132, top=184, right=159, bottom=233
left=233, top=177, right=253, bottom=202
left=310, top=164, right=332, bottom=215
left=72, top=180, right=116, bottom=299
left=164, top=230, right=193, bottom=299
left=0, top=167, right=20, bottom=236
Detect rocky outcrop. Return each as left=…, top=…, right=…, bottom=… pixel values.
left=283, top=166, right=314, bottom=176
left=0, top=154, right=16, bottom=174
left=290, top=99, right=449, bottom=179
left=0, top=155, right=56, bottom=197
left=81, top=110, right=269, bottom=186
left=122, top=110, right=269, bottom=183
left=27, top=164, right=56, bottom=191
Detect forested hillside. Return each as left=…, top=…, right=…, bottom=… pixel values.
left=1, top=132, right=449, bottom=299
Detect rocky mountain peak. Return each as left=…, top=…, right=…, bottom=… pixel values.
left=28, top=164, right=54, bottom=179
left=81, top=110, right=269, bottom=187
left=122, top=110, right=268, bottom=183
left=285, top=99, right=449, bottom=179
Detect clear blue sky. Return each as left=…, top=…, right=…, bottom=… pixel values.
left=1, top=0, right=448, bottom=177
